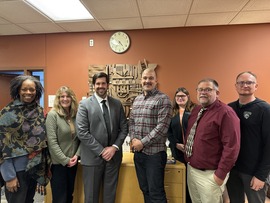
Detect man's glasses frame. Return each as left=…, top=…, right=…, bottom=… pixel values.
left=196, top=88, right=215, bottom=93
left=236, top=81, right=256, bottom=86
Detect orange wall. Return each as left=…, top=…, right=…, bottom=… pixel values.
left=1, top=24, right=270, bottom=111
left=0, top=75, right=13, bottom=109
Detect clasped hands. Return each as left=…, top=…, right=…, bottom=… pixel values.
left=101, top=146, right=117, bottom=161
left=67, top=155, right=79, bottom=167
left=130, top=138, right=143, bottom=152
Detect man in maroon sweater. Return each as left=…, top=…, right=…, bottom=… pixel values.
left=185, top=78, right=241, bottom=203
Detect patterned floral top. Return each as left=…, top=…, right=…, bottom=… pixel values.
left=0, top=99, right=50, bottom=185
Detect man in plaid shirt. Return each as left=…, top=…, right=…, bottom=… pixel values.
left=129, top=68, right=172, bottom=203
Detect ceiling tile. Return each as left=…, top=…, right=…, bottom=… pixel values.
left=243, top=0, right=270, bottom=11
left=0, top=17, right=9, bottom=24
left=187, top=12, right=238, bottom=26
left=57, top=21, right=104, bottom=32
left=82, top=0, right=140, bottom=19
left=191, top=0, right=249, bottom=13
left=19, top=22, right=66, bottom=34
left=0, top=24, right=30, bottom=35
left=137, top=0, right=192, bottom=16
left=99, top=18, right=143, bottom=30
left=231, top=10, right=270, bottom=24
left=0, top=0, right=51, bottom=23
left=142, top=15, right=187, bottom=29
left=1, top=0, right=270, bottom=36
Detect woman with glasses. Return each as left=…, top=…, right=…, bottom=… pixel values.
left=167, top=87, right=196, bottom=203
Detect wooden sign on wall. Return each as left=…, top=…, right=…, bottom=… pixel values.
left=88, top=59, right=157, bottom=118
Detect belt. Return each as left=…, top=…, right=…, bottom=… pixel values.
left=196, top=168, right=206, bottom=171
left=188, top=162, right=210, bottom=171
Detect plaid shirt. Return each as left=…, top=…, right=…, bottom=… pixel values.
left=129, top=88, right=172, bottom=155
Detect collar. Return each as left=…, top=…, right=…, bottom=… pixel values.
left=13, top=99, right=37, bottom=108
left=143, top=88, right=159, bottom=97
left=94, top=92, right=108, bottom=103
left=201, top=99, right=219, bottom=111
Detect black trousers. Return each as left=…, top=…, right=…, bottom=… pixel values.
left=226, top=168, right=265, bottom=203
left=5, top=171, right=37, bottom=203
left=50, top=164, right=78, bottom=203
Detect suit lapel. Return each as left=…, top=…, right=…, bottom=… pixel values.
left=107, top=97, right=114, bottom=131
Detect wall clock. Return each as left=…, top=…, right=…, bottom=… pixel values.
left=109, top=31, right=130, bottom=54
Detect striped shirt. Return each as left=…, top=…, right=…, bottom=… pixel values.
left=129, top=88, right=172, bottom=155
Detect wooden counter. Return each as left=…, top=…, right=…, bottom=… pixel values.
left=45, top=152, right=186, bottom=203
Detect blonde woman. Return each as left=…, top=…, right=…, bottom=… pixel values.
left=46, top=86, right=80, bottom=203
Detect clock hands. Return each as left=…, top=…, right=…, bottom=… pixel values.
left=118, top=41, right=124, bottom=47
left=111, top=39, right=124, bottom=47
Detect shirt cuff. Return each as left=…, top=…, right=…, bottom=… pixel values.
left=112, top=144, right=119, bottom=151
left=0, top=159, right=16, bottom=182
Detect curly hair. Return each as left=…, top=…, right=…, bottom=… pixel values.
left=10, top=75, right=44, bottom=101
left=52, top=86, right=78, bottom=118
left=172, top=87, right=196, bottom=116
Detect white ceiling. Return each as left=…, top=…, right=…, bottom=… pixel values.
left=1, top=0, right=270, bottom=36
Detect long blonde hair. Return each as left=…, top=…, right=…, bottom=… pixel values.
left=53, top=86, right=78, bottom=118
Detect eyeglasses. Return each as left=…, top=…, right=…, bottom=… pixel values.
left=175, top=95, right=187, bottom=98
left=236, top=81, right=256, bottom=86
left=20, top=88, right=36, bottom=93
left=196, top=88, right=214, bottom=93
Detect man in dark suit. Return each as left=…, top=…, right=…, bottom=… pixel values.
left=76, top=72, right=128, bottom=203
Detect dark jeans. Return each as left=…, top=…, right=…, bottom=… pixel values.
left=50, top=164, right=78, bottom=203
left=5, top=171, right=37, bottom=203
left=226, top=168, right=265, bottom=203
left=134, top=151, right=167, bottom=203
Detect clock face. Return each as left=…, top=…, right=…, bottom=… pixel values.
left=109, top=31, right=130, bottom=54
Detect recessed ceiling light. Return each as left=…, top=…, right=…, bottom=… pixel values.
left=25, top=0, right=93, bottom=21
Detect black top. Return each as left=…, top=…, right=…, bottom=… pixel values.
left=167, top=110, right=191, bottom=163
left=229, top=98, right=270, bottom=181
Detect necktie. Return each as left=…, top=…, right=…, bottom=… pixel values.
left=185, top=108, right=206, bottom=157
left=101, top=100, right=111, bottom=143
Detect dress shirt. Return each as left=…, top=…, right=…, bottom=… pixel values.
left=95, top=93, right=110, bottom=115
left=185, top=99, right=240, bottom=180
left=94, top=93, right=119, bottom=150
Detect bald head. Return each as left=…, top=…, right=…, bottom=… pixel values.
left=141, top=68, right=157, bottom=94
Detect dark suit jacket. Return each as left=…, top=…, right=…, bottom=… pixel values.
left=76, top=95, right=128, bottom=166
left=167, top=111, right=190, bottom=163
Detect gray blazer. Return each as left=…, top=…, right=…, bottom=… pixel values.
left=76, top=95, right=128, bottom=166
